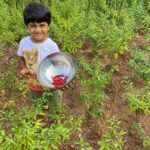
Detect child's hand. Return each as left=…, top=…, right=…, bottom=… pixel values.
left=20, top=68, right=30, bottom=76
left=62, top=79, right=75, bottom=90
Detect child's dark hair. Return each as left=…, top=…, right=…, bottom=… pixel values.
left=23, top=2, right=51, bottom=26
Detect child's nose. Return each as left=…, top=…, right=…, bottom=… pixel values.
left=35, top=26, right=41, bottom=32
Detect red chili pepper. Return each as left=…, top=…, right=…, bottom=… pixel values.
left=52, top=75, right=68, bottom=88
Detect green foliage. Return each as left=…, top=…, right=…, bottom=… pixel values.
left=0, top=0, right=149, bottom=52
left=132, top=122, right=150, bottom=148
left=84, top=7, right=135, bottom=53
left=130, top=49, right=150, bottom=81
left=0, top=60, right=18, bottom=90
left=75, top=137, right=92, bottom=150
left=4, top=0, right=50, bottom=9
left=32, top=92, right=53, bottom=110
left=0, top=47, right=4, bottom=57
left=50, top=0, right=83, bottom=52
left=125, top=86, right=150, bottom=114
left=79, top=0, right=149, bottom=53
left=0, top=105, right=83, bottom=149
left=14, top=79, right=28, bottom=97
left=98, top=116, right=126, bottom=150
left=78, top=56, right=110, bottom=118
left=131, top=1, right=150, bottom=29
left=0, top=2, right=14, bottom=44
left=121, top=76, right=133, bottom=89
left=0, top=0, right=51, bottom=45
left=0, top=1, right=26, bottom=45
left=0, top=1, right=150, bottom=149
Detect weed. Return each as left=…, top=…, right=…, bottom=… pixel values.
left=0, top=105, right=83, bottom=149
left=0, top=0, right=149, bottom=53
left=14, top=79, right=28, bottom=98
left=50, top=0, right=83, bottom=52
left=98, top=116, right=126, bottom=150
left=121, top=76, right=133, bottom=89
left=78, top=56, right=109, bottom=118
left=130, top=48, right=150, bottom=81
left=32, top=92, right=53, bottom=110
left=132, top=122, right=150, bottom=148
left=125, top=86, right=150, bottom=114
left=75, top=137, right=92, bottom=150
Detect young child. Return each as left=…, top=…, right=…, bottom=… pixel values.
left=17, top=2, right=62, bottom=106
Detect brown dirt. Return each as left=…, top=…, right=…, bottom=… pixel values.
left=63, top=82, right=86, bottom=116
left=129, top=29, right=149, bottom=50
left=103, top=51, right=148, bottom=150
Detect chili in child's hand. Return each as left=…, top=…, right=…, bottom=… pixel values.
left=52, top=74, right=68, bottom=88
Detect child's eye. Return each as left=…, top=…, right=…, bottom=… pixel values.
left=40, top=24, right=46, bottom=27
left=30, top=24, right=36, bottom=28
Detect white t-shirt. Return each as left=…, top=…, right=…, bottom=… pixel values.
left=17, top=36, right=60, bottom=64
left=17, top=36, right=60, bottom=91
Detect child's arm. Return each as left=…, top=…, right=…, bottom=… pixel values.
left=19, top=56, right=29, bottom=76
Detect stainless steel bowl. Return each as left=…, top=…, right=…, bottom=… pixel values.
left=37, top=52, right=77, bottom=89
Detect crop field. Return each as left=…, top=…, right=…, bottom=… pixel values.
left=0, top=0, right=150, bottom=149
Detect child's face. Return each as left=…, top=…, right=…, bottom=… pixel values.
left=27, top=22, right=50, bottom=43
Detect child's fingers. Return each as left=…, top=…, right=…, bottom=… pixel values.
left=20, top=70, right=25, bottom=75
left=20, top=69, right=29, bottom=75
left=58, top=78, right=76, bottom=91
left=61, top=82, right=72, bottom=91
left=27, top=74, right=31, bottom=79
left=71, top=79, right=75, bottom=84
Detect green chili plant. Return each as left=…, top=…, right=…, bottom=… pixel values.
left=121, top=76, right=133, bottom=90
left=14, top=79, right=28, bottom=98
left=0, top=105, right=83, bottom=149
left=132, top=122, right=150, bottom=148
left=75, top=137, right=92, bottom=150
left=125, top=86, right=150, bottom=114
left=78, top=56, right=110, bottom=118
left=0, top=1, right=26, bottom=44
left=0, top=47, right=4, bottom=57
left=50, top=0, right=83, bottom=52
left=98, top=116, right=126, bottom=150
left=130, top=49, right=150, bottom=81
left=0, top=70, right=18, bottom=91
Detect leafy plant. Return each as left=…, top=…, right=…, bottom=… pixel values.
left=32, top=91, right=53, bottom=110
left=0, top=105, right=83, bottom=149
left=98, top=116, right=126, bottom=150
left=75, top=137, right=92, bottom=150
left=0, top=1, right=26, bottom=44
left=78, top=56, right=109, bottom=118
left=0, top=0, right=149, bottom=53
left=50, top=0, right=83, bottom=52
left=121, top=76, right=133, bottom=89
left=0, top=70, right=18, bottom=91
left=130, top=49, right=150, bottom=81
left=14, top=79, right=28, bottom=98
left=125, top=86, right=150, bottom=114
left=132, top=122, right=150, bottom=148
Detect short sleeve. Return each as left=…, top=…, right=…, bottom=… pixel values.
left=53, top=43, right=60, bottom=53
left=17, top=40, right=23, bottom=56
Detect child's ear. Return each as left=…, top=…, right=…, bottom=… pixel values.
left=48, top=23, right=51, bottom=29
left=27, top=25, right=30, bottom=32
